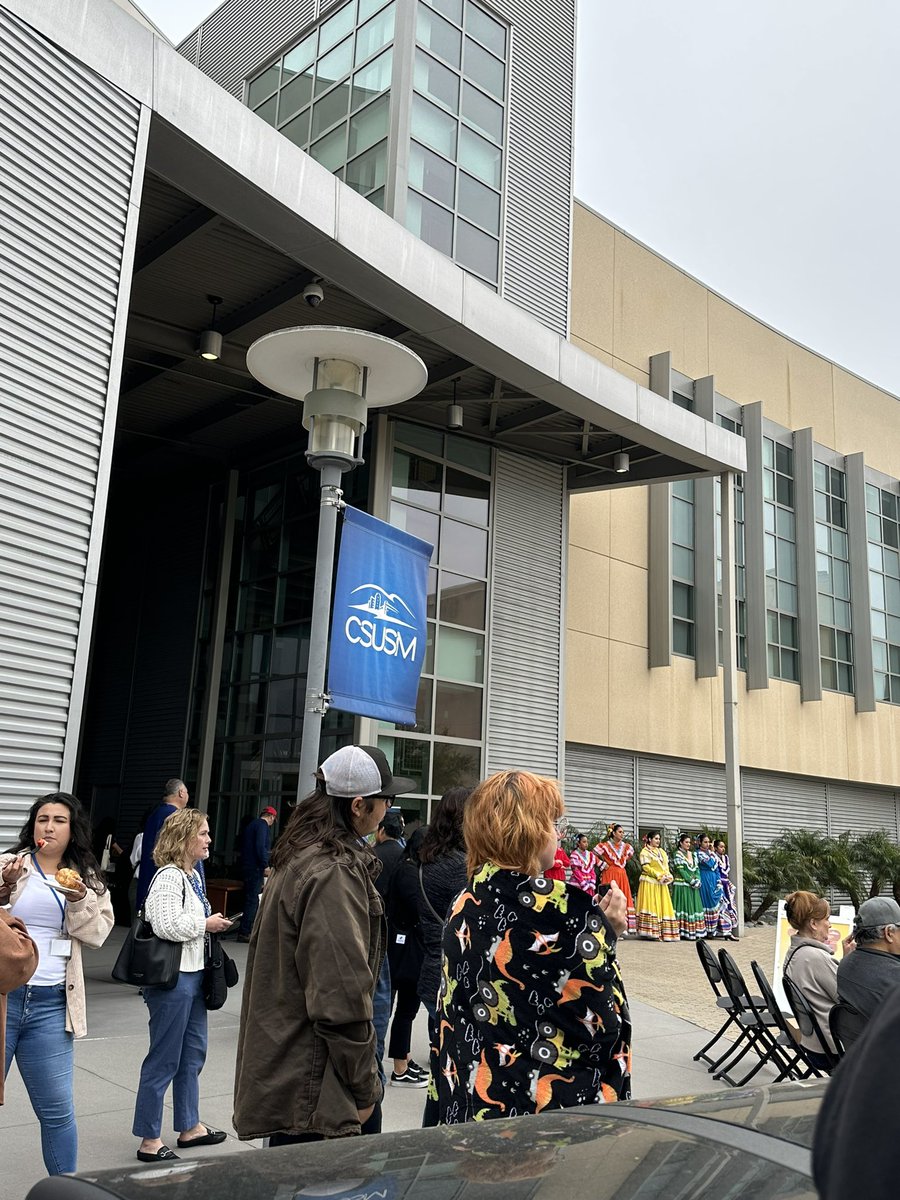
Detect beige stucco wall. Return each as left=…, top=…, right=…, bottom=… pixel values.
left=567, top=201, right=900, bottom=789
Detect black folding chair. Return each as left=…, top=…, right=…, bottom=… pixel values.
left=712, top=949, right=795, bottom=1087
left=750, top=960, right=824, bottom=1080
left=829, top=999, right=867, bottom=1057
left=693, top=940, right=746, bottom=1067
left=782, top=975, right=840, bottom=1074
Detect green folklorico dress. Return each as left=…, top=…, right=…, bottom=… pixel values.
left=672, top=849, right=706, bottom=941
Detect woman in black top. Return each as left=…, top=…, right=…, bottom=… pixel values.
left=384, top=829, right=428, bottom=1088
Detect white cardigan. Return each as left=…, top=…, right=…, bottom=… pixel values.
left=145, top=866, right=207, bottom=972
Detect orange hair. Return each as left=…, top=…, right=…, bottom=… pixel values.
left=784, top=890, right=828, bottom=930
left=463, top=771, right=564, bottom=878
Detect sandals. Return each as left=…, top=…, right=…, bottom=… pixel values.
left=176, top=1126, right=227, bottom=1148
left=137, top=1146, right=180, bottom=1162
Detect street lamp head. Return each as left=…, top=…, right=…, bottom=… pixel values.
left=246, top=326, right=428, bottom=467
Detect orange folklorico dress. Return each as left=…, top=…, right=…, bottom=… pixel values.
left=594, top=839, right=636, bottom=933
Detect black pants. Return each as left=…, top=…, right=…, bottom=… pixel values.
left=387, top=979, right=421, bottom=1060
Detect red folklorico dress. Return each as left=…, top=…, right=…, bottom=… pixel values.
left=594, top=837, right=636, bottom=934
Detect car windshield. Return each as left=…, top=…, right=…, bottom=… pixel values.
left=635, top=1081, right=825, bottom=1150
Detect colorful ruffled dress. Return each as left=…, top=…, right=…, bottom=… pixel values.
left=715, top=850, right=739, bottom=930
left=635, top=847, right=678, bottom=941
left=594, top=838, right=636, bottom=934
left=672, top=849, right=706, bottom=940
left=569, top=848, right=597, bottom=896
left=698, top=848, right=734, bottom=937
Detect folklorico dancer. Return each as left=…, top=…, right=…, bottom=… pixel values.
left=569, top=833, right=597, bottom=896
left=635, top=831, right=678, bottom=942
left=672, top=833, right=706, bottom=941
left=594, top=823, right=636, bottom=935
left=697, top=835, right=737, bottom=939
left=713, top=838, right=739, bottom=936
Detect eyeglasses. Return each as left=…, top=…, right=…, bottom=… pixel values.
left=553, top=816, right=568, bottom=836
left=374, top=795, right=393, bottom=808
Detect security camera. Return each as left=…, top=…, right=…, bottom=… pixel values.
left=303, top=282, right=324, bottom=308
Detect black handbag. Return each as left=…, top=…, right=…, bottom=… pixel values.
left=111, top=875, right=184, bottom=990
left=203, top=933, right=239, bottom=1011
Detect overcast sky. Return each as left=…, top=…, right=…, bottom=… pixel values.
left=139, top=0, right=900, bottom=398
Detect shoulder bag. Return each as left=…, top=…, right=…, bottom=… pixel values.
left=418, top=862, right=445, bottom=923
left=111, top=873, right=184, bottom=990
left=203, top=933, right=239, bottom=1010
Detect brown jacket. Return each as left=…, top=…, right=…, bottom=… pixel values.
left=233, top=839, right=385, bottom=1140
left=0, top=854, right=114, bottom=1038
left=0, top=910, right=38, bottom=1103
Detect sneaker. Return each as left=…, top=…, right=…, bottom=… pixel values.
left=405, top=1059, right=428, bottom=1079
left=390, top=1069, right=427, bottom=1088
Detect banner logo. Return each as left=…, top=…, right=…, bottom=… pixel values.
left=345, top=585, right=418, bottom=660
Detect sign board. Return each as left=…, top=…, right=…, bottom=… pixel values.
left=772, top=899, right=855, bottom=1012
left=327, top=506, right=433, bottom=725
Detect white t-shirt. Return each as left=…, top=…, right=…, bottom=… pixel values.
left=11, top=870, right=68, bottom=985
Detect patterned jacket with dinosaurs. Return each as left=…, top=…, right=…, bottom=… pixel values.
left=436, top=863, right=632, bottom=1123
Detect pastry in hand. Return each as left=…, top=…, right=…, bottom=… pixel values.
left=55, top=867, right=82, bottom=890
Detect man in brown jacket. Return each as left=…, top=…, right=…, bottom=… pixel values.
left=0, top=909, right=38, bottom=1104
left=233, top=745, right=414, bottom=1143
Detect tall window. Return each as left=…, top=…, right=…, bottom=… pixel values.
left=715, top=415, right=746, bottom=669
left=246, top=0, right=396, bottom=208
left=407, top=0, right=507, bottom=285
left=867, top=483, right=900, bottom=704
left=671, top=479, right=694, bottom=656
left=379, top=421, right=491, bottom=812
left=815, top=463, right=852, bottom=693
left=764, top=438, right=799, bottom=681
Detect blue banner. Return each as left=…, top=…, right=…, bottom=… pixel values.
left=328, top=506, right=434, bottom=725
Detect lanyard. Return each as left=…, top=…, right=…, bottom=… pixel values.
left=31, top=854, right=66, bottom=933
left=186, top=869, right=211, bottom=916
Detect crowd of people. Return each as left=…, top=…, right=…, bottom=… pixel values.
left=2, top=755, right=898, bottom=1186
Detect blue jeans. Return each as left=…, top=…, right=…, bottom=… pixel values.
left=240, top=870, right=264, bottom=936
left=5, top=984, right=76, bottom=1175
left=133, top=971, right=208, bottom=1139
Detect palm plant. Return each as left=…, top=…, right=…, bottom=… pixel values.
left=741, top=841, right=818, bottom=921
left=771, top=829, right=864, bottom=908
left=850, top=830, right=900, bottom=900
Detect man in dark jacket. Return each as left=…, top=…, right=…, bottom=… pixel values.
left=135, top=778, right=190, bottom=908
left=238, top=806, right=277, bottom=940
left=373, top=811, right=405, bottom=900
left=233, top=745, right=413, bottom=1144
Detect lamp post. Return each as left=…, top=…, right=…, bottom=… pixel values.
left=246, top=326, right=427, bottom=801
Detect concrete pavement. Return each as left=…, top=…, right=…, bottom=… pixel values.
left=2, top=926, right=776, bottom=1198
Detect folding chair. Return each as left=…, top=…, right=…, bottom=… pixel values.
left=712, top=949, right=795, bottom=1087
left=782, top=975, right=840, bottom=1074
left=829, top=1000, right=867, bottom=1057
left=693, top=939, right=745, bottom=1067
left=750, top=960, right=825, bottom=1080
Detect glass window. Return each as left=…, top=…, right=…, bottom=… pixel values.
left=279, top=70, right=315, bottom=123
left=345, top=139, right=387, bottom=194
left=352, top=48, right=392, bottom=111
left=390, top=500, right=440, bottom=556
left=406, top=189, right=454, bottom=255
left=348, top=93, right=390, bottom=156
left=439, top=572, right=485, bottom=628
left=457, top=171, right=500, bottom=234
left=411, top=93, right=458, bottom=158
left=359, top=0, right=391, bottom=20
left=415, top=48, right=460, bottom=113
left=248, top=64, right=280, bottom=107
left=426, top=0, right=462, bottom=21
left=378, top=735, right=429, bottom=792
left=395, top=421, right=444, bottom=457
left=392, top=450, right=442, bottom=509
left=319, top=1, right=355, bottom=54
left=356, top=1, right=396, bottom=63
left=316, top=38, right=353, bottom=95
left=432, top=740, right=480, bottom=793
left=434, top=681, right=482, bottom=739
left=466, top=2, right=506, bottom=56
left=417, top=3, right=462, bottom=67
left=409, top=141, right=456, bottom=208
left=461, top=81, right=503, bottom=144
left=445, top=434, right=491, bottom=474
left=283, top=32, right=316, bottom=78
left=444, top=466, right=489, bottom=524
left=455, top=219, right=498, bottom=281
left=464, top=37, right=504, bottom=98
left=309, top=124, right=347, bottom=171
left=441, top=517, right=488, bottom=576
left=312, top=84, right=351, bottom=139
left=254, top=95, right=278, bottom=126
left=459, top=125, right=501, bottom=188
left=436, top=626, right=484, bottom=682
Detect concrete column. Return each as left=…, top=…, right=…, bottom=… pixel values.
left=793, top=428, right=822, bottom=702
left=846, top=453, right=876, bottom=713
left=648, top=352, right=673, bottom=668
left=721, top=471, right=744, bottom=932
left=693, top=376, right=717, bottom=679
left=742, top=403, right=768, bottom=690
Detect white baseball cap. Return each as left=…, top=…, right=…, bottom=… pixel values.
left=320, top=745, right=415, bottom=799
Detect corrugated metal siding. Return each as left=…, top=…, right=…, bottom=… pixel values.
left=486, top=451, right=564, bottom=777
left=0, top=8, right=140, bottom=850
left=180, top=27, right=202, bottom=66
left=741, top=770, right=827, bottom=845
left=181, top=0, right=574, bottom=335
left=828, top=782, right=899, bottom=839
left=564, top=745, right=635, bottom=837
left=637, top=755, right=727, bottom=836
left=492, top=0, right=573, bottom=335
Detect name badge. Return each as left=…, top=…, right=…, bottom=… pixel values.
left=395, top=933, right=406, bottom=945
left=50, top=938, right=72, bottom=959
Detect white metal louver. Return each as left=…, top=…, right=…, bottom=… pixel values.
left=0, top=7, right=142, bottom=849
left=827, top=782, right=899, bottom=840
left=741, top=770, right=827, bottom=845
left=563, top=744, right=636, bottom=838
left=636, top=754, right=728, bottom=837
left=486, top=450, right=564, bottom=778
